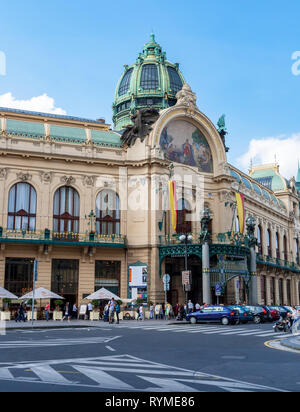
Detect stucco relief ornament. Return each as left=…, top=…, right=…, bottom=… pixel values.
left=0, top=168, right=7, bottom=179
left=121, top=108, right=160, bottom=148
left=40, top=171, right=52, bottom=183
left=83, top=175, right=95, bottom=187
left=61, top=176, right=76, bottom=186
left=175, top=84, right=198, bottom=109
left=17, top=172, right=32, bottom=182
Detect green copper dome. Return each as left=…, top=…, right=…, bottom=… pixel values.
left=112, top=34, right=185, bottom=131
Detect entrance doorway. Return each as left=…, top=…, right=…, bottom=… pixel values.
left=165, top=255, right=202, bottom=307
left=51, top=259, right=79, bottom=308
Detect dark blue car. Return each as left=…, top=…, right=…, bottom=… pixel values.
left=186, top=305, right=240, bottom=325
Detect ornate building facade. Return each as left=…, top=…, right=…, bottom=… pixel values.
left=0, top=35, right=299, bottom=308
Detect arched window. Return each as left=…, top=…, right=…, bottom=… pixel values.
left=257, top=225, right=263, bottom=255
left=267, top=229, right=272, bottom=257
left=96, top=190, right=120, bottom=235
left=118, top=68, right=133, bottom=96
left=296, top=239, right=299, bottom=265
left=176, top=198, right=192, bottom=234
left=275, top=233, right=280, bottom=259
left=7, top=182, right=37, bottom=231
left=140, top=64, right=159, bottom=90
left=53, top=186, right=80, bottom=233
left=167, top=67, right=183, bottom=94
left=283, top=235, right=288, bottom=261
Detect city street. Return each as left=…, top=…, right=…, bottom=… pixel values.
left=0, top=321, right=299, bottom=392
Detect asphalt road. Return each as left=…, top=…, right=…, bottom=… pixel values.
left=0, top=322, right=299, bottom=392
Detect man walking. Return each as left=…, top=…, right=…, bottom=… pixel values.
left=108, top=298, right=116, bottom=324
left=188, top=300, right=194, bottom=314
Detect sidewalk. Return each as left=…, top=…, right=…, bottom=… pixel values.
left=1, top=319, right=182, bottom=331
left=280, top=335, right=300, bottom=351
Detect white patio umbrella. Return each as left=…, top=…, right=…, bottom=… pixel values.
left=0, top=287, right=18, bottom=300
left=85, top=287, right=121, bottom=301
left=19, top=287, right=64, bottom=300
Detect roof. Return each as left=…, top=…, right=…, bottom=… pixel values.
left=229, top=165, right=286, bottom=211
left=0, top=107, right=106, bottom=125
left=249, top=163, right=288, bottom=192
left=112, top=34, right=185, bottom=131
left=0, top=107, right=122, bottom=147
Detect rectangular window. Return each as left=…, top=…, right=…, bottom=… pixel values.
left=51, top=259, right=79, bottom=298
left=95, top=261, right=121, bottom=296
left=5, top=258, right=34, bottom=296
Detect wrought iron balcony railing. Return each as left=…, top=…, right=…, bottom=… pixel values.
left=0, top=228, right=127, bottom=247
left=159, top=232, right=249, bottom=247
left=257, top=254, right=300, bottom=273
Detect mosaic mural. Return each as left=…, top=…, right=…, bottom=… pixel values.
left=159, top=120, right=213, bottom=172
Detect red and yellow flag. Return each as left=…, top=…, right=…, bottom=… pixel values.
left=235, top=192, right=245, bottom=234
left=169, top=180, right=177, bottom=232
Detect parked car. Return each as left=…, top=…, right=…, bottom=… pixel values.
left=268, top=306, right=290, bottom=319
left=186, top=305, right=240, bottom=326
left=227, top=305, right=254, bottom=324
left=260, top=306, right=280, bottom=322
left=265, top=306, right=280, bottom=322
left=243, top=305, right=268, bottom=324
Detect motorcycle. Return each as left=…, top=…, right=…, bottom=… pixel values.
left=273, top=318, right=290, bottom=333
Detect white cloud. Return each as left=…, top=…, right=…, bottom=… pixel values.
left=236, top=133, right=300, bottom=179
left=0, top=92, right=67, bottom=115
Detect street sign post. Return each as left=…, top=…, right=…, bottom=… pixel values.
left=163, top=274, right=170, bottom=308
left=32, top=259, right=38, bottom=326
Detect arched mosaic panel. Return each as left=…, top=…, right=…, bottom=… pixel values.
left=159, top=119, right=213, bottom=172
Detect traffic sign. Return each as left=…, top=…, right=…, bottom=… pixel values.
left=164, top=283, right=170, bottom=292
left=182, top=270, right=191, bottom=286
left=163, top=274, right=170, bottom=284
left=215, top=283, right=222, bottom=296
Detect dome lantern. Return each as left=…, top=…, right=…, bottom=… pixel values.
left=113, top=34, right=185, bottom=131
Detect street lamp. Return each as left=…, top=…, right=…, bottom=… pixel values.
left=179, top=234, right=193, bottom=315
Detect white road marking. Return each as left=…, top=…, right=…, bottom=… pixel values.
left=0, top=354, right=286, bottom=392
left=0, top=336, right=121, bottom=348
left=105, top=346, right=116, bottom=352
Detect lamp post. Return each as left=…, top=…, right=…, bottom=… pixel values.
left=179, top=234, right=193, bottom=314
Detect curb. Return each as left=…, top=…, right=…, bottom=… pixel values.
left=280, top=336, right=300, bottom=352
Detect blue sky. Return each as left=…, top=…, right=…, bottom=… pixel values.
left=0, top=0, right=300, bottom=177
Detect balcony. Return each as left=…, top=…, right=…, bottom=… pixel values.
left=159, top=232, right=249, bottom=247
left=158, top=232, right=250, bottom=265
left=257, top=254, right=300, bottom=273
left=0, top=228, right=127, bottom=248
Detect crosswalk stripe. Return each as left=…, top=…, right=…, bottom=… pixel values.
left=220, top=329, right=262, bottom=335
left=72, top=365, right=134, bottom=389
left=30, top=365, right=71, bottom=384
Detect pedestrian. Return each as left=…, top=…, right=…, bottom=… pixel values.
left=188, top=300, right=194, bottom=314
left=72, top=303, right=78, bottom=319
left=87, top=301, right=93, bottom=320
left=16, top=302, right=26, bottom=322
left=115, top=301, right=120, bottom=324
left=108, top=298, right=115, bottom=324
left=44, top=302, right=50, bottom=321
left=155, top=303, right=160, bottom=320
left=103, top=303, right=109, bottom=322
left=62, top=302, right=71, bottom=322
left=195, top=302, right=201, bottom=311
left=165, top=302, right=170, bottom=320
left=149, top=303, right=154, bottom=320
left=159, top=303, right=164, bottom=319
left=138, top=305, right=144, bottom=321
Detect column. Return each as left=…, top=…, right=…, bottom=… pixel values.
left=202, top=242, right=211, bottom=304
left=249, top=246, right=258, bottom=304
